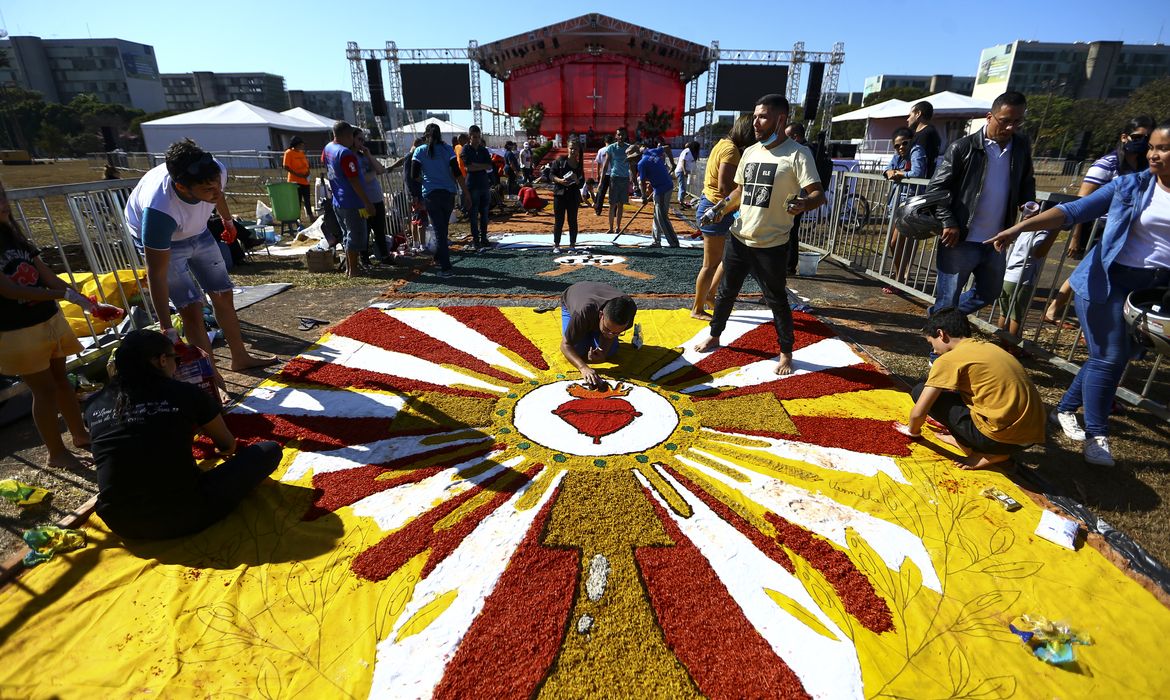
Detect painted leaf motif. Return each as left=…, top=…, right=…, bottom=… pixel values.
left=976, top=561, right=1044, bottom=579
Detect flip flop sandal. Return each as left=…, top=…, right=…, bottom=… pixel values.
left=297, top=316, right=330, bottom=331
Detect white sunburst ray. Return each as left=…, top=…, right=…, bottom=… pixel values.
left=351, top=451, right=525, bottom=532
left=696, top=428, right=909, bottom=484
left=382, top=307, right=537, bottom=379
left=635, top=465, right=865, bottom=699
left=673, top=452, right=942, bottom=592
left=676, top=337, right=866, bottom=394
left=301, top=333, right=512, bottom=394
left=650, top=309, right=776, bottom=382
left=282, top=429, right=496, bottom=482
left=369, top=467, right=567, bottom=698
left=233, top=384, right=409, bottom=419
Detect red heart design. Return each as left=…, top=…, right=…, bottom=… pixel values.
left=553, top=397, right=642, bottom=444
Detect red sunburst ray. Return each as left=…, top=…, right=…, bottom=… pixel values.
left=707, top=416, right=913, bottom=457
left=277, top=358, right=496, bottom=398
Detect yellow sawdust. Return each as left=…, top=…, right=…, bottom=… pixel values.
left=784, top=389, right=911, bottom=421
left=698, top=393, right=797, bottom=434
left=395, top=590, right=458, bottom=642
left=389, top=395, right=495, bottom=434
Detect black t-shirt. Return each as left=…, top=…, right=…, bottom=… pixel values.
left=88, top=378, right=220, bottom=511
left=912, top=124, right=942, bottom=178
left=550, top=156, right=584, bottom=198
left=0, top=234, right=58, bottom=331
left=460, top=144, right=493, bottom=191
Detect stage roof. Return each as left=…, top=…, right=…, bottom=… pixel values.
left=475, top=13, right=710, bottom=83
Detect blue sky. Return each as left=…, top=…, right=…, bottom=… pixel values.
left=4, top=0, right=1167, bottom=118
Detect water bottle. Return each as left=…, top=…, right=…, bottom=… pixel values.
left=700, top=196, right=732, bottom=226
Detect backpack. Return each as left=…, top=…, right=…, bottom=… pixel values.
left=316, top=190, right=341, bottom=248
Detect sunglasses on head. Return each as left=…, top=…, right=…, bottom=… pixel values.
left=1127, top=133, right=1149, bottom=141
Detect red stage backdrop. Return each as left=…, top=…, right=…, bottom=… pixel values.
left=506, top=54, right=684, bottom=138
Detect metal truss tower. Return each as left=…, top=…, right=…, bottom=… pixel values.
left=685, top=75, right=699, bottom=136
left=385, top=41, right=404, bottom=133
left=787, top=41, right=804, bottom=108
left=702, top=41, right=719, bottom=140
left=347, top=42, right=370, bottom=129
left=814, top=42, right=846, bottom=140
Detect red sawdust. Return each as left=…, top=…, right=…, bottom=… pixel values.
left=224, top=414, right=396, bottom=453
left=433, top=490, right=577, bottom=699
left=441, top=306, right=550, bottom=370
left=765, top=513, right=894, bottom=633
left=667, top=313, right=832, bottom=386
left=331, top=308, right=522, bottom=384
left=304, top=465, right=446, bottom=520
left=278, top=358, right=495, bottom=399
left=711, top=416, right=913, bottom=457
left=552, top=396, right=642, bottom=444
left=638, top=487, right=811, bottom=699
left=692, top=364, right=896, bottom=403
left=664, top=465, right=893, bottom=634
left=352, top=462, right=543, bottom=581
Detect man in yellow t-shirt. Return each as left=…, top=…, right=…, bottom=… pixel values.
left=897, top=308, right=1046, bottom=469
left=282, top=136, right=313, bottom=220
left=694, top=93, right=824, bottom=375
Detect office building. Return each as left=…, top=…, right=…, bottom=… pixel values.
left=973, top=40, right=1170, bottom=101
left=288, top=90, right=355, bottom=123
left=862, top=74, right=975, bottom=100
left=161, top=71, right=289, bottom=112
left=0, top=35, right=166, bottom=112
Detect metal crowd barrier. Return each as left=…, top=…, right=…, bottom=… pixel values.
left=686, top=158, right=1167, bottom=415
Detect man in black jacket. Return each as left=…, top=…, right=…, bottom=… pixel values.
left=925, top=91, right=1035, bottom=315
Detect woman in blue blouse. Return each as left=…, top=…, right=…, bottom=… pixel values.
left=987, top=120, right=1170, bottom=467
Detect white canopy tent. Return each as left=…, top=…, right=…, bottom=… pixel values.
left=142, top=101, right=331, bottom=167
left=832, top=91, right=993, bottom=165
left=281, top=107, right=336, bottom=129
left=387, top=117, right=469, bottom=154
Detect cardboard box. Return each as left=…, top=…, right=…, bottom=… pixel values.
left=305, top=248, right=337, bottom=273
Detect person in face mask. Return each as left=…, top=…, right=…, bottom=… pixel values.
left=1045, top=116, right=1155, bottom=323
left=692, top=94, right=825, bottom=376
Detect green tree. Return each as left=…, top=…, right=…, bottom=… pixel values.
left=828, top=102, right=865, bottom=140
left=0, top=86, right=48, bottom=152
left=1124, top=77, right=1170, bottom=126
left=637, top=104, right=675, bottom=141
left=863, top=86, right=930, bottom=107
left=519, top=102, right=545, bottom=136
left=36, top=124, right=69, bottom=156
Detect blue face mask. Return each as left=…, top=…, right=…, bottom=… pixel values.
left=761, top=129, right=780, bottom=147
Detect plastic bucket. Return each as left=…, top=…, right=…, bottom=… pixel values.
left=266, top=182, right=301, bottom=222
left=797, top=251, right=822, bottom=277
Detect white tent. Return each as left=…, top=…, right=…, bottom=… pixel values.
left=387, top=117, right=469, bottom=154
left=281, top=106, right=336, bottom=129
left=142, top=101, right=331, bottom=166
left=832, top=91, right=994, bottom=165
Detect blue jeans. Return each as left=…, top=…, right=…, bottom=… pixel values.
left=467, top=188, right=490, bottom=246
left=652, top=191, right=680, bottom=246
left=695, top=195, right=733, bottom=236
left=561, top=307, right=618, bottom=359
left=424, top=190, right=455, bottom=271
left=1058, top=263, right=1170, bottom=437
left=336, top=206, right=369, bottom=253
left=930, top=241, right=1006, bottom=314
left=677, top=172, right=688, bottom=204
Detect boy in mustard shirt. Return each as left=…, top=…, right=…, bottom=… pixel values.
left=897, top=308, right=1046, bottom=469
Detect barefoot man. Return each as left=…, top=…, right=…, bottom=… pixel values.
left=694, top=93, right=824, bottom=375
left=895, top=308, right=1045, bottom=469
left=560, top=281, right=637, bottom=390
left=125, top=139, right=277, bottom=380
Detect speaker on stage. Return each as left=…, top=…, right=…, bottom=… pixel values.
left=366, top=59, right=387, bottom=117
left=803, top=62, right=825, bottom=123
left=100, top=126, right=117, bottom=151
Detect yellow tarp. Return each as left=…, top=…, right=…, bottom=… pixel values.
left=1, top=306, right=1168, bottom=699
left=57, top=270, right=145, bottom=336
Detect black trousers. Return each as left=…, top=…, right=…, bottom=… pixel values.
left=594, top=173, right=610, bottom=214
left=710, top=235, right=795, bottom=353
left=297, top=184, right=314, bottom=219
left=367, top=201, right=390, bottom=260
left=99, top=441, right=283, bottom=540
left=553, top=193, right=580, bottom=247
left=910, top=383, right=1023, bottom=455
left=787, top=212, right=803, bottom=273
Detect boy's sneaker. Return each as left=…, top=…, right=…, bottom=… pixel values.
left=1083, top=435, right=1115, bottom=466
left=436, top=268, right=454, bottom=278
left=552, top=246, right=562, bottom=254
left=1050, top=409, right=1086, bottom=441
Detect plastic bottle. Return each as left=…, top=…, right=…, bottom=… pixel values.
left=700, top=196, right=732, bottom=226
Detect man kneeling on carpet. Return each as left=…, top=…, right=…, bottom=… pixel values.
left=560, top=281, right=637, bottom=390
left=87, top=330, right=282, bottom=540
left=897, top=308, right=1045, bottom=469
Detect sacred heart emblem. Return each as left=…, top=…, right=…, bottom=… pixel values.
left=552, top=383, right=642, bottom=444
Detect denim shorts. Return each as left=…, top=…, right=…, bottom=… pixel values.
left=608, top=177, right=630, bottom=206
left=695, top=195, right=733, bottom=236
left=336, top=206, right=369, bottom=252
left=167, top=230, right=233, bottom=309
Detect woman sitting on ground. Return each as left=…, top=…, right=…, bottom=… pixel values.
left=87, top=329, right=282, bottom=539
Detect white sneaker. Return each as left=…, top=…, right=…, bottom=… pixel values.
left=1083, top=435, right=1115, bottom=466
left=1051, top=409, right=1086, bottom=441
left=552, top=246, right=562, bottom=254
